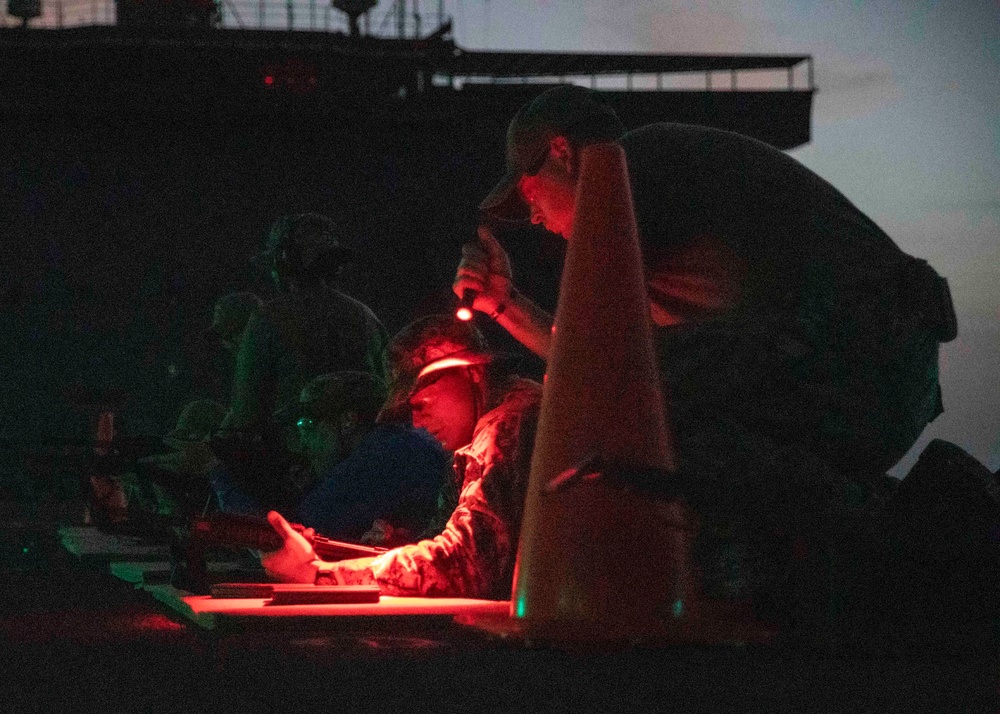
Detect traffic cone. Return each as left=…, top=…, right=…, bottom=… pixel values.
left=509, top=142, right=706, bottom=644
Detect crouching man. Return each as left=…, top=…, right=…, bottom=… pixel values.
left=263, top=315, right=541, bottom=599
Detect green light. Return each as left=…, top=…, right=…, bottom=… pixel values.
left=22, top=547, right=28, bottom=554
left=515, top=597, right=526, bottom=618
left=672, top=599, right=683, bottom=618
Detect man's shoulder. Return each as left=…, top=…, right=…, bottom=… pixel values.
left=470, top=378, right=542, bottom=449
left=621, top=122, right=782, bottom=158
left=494, top=378, right=543, bottom=416
left=621, top=121, right=711, bottom=146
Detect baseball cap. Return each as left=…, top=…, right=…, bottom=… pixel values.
left=378, top=315, right=505, bottom=423
left=479, top=85, right=625, bottom=223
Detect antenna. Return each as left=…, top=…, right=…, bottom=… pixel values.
left=332, top=0, right=378, bottom=37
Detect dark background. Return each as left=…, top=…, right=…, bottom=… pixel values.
left=0, top=35, right=572, bottom=444
left=0, top=27, right=811, bottom=447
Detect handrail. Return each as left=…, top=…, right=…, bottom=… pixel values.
left=2, top=1, right=814, bottom=92
left=2, top=0, right=442, bottom=34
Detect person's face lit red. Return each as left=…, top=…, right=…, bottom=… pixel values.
left=408, top=368, right=479, bottom=452
left=518, top=156, right=577, bottom=239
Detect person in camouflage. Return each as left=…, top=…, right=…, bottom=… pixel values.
left=453, top=86, right=958, bottom=639
left=263, top=315, right=542, bottom=599
left=200, top=370, right=449, bottom=547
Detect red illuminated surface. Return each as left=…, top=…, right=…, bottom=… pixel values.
left=182, top=595, right=510, bottom=619
left=0, top=608, right=185, bottom=644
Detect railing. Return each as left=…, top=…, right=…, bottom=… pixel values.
left=1, top=0, right=446, bottom=34
left=2, top=0, right=812, bottom=93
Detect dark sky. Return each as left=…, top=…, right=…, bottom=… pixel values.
left=451, top=0, right=1000, bottom=476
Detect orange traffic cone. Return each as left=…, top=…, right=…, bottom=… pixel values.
left=508, top=142, right=733, bottom=645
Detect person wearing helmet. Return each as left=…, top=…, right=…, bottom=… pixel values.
left=219, top=213, right=389, bottom=509
left=451, top=85, right=958, bottom=640
left=90, top=398, right=227, bottom=524
left=290, top=370, right=450, bottom=545
left=202, top=370, right=450, bottom=546
left=204, top=291, right=263, bottom=355
left=262, top=315, right=542, bottom=599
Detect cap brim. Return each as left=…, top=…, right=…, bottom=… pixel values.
left=163, top=430, right=202, bottom=447
left=479, top=169, right=531, bottom=224
left=376, top=349, right=520, bottom=425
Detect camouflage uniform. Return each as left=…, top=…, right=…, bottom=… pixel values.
left=317, top=378, right=541, bottom=598
left=623, top=123, right=954, bottom=484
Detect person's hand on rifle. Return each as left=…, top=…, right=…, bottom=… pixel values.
left=261, top=510, right=320, bottom=583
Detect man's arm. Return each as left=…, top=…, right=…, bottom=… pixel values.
left=265, top=480, right=511, bottom=597
left=453, top=226, right=553, bottom=360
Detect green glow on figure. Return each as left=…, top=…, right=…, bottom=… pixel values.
left=672, top=599, right=683, bottom=618
left=515, top=597, right=526, bottom=618
left=22, top=547, right=28, bottom=554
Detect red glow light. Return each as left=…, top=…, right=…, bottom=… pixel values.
left=264, top=75, right=275, bottom=85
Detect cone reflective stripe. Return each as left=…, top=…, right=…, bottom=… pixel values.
left=511, top=142, right=694, bottom=641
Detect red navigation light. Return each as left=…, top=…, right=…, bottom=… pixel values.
left=260, top=58, right=319, bottom=94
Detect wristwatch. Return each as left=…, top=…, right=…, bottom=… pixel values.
left=313, top=561, right=338, bottom=586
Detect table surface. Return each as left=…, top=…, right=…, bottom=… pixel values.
left=3, top=520, right=998, bottom=712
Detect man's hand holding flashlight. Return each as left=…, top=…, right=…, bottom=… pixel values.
left=453, top=226, right=513, bottom=319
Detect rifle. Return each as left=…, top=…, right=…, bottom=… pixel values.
left=180, top=511, right=387, bottom=594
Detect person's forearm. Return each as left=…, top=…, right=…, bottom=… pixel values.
left=314, top=556, right=378, bottom=586
left=492, top=287, right=553, bottom=360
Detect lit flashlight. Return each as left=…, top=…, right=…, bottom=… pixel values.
left=456, top=288, right=476, bottom=322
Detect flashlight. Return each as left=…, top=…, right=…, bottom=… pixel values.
left=456, top=288, right=476, bottom=322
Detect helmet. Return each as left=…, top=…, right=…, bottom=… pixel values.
left=164, top=399, right=227, bottom=445
left=205, top=291, right=262, bottom=347
left=255, top=213, right=354, bottom=286
left=294, top=370, right=387, bottom=425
